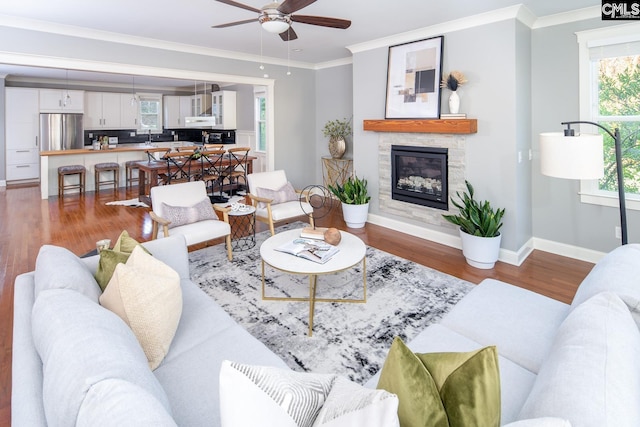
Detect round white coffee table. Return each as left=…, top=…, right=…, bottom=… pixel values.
left=260, top=228, right=367, bottom=336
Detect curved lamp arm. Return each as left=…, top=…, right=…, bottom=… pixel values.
left=561, top=120, right=627, bottom=245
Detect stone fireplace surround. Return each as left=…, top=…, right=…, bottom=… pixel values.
left=378, top=133, right=466, bottom=229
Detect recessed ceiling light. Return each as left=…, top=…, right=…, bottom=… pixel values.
left=292, top=48, right=303, bottom=52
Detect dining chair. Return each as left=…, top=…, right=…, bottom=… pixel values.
left=226, top=147, right=251, bottom=196
left=163, top=151, right=197, bottom=185
left=200, top=148, right=228, bottom=201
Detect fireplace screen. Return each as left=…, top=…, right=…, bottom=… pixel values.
left=391, top=145, right=448, bottom=210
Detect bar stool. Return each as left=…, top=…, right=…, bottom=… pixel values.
left=57, top=165, right=86, bottom=197
left=125, top=160, right=140, bottom=190
left=94, top=162, right=120, bottom=193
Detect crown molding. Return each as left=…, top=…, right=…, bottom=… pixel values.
left=532, top=6, right=601, bottom=29
left=0, top=14, right=317, bottom=70
left=314, top=57, right=353, bottom=70
left=347, top=5, right=525, bottom=55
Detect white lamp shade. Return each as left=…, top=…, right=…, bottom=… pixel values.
left=540, top=132, right=604, bottom=179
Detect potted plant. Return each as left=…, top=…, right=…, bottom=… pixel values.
left=328, top=175, right=371, bottom=228
left=323, top=117, right=352, bottom=159
left=442, top=180, right=505, bottom=269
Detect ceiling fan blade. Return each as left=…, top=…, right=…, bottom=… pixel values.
left=279, top=26, right=298, bottom=41
left=291, top=15, right=351, bottom=29
left=211, top=18, right=257, bottom=28
left=277, top=0, right=316, bottom=15
left=214, top=0, right=260, bottom=13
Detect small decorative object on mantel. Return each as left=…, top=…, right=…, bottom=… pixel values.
left=441, top=70, right=468, bottom=115
left=323, top=117, right=353, bottom=159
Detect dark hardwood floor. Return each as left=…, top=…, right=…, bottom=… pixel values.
left=0, top=183, right=595, bottom=426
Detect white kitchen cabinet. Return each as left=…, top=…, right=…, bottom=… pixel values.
left=192, top=94, right=211, bottom=117
left=39, top=89, right=84, bottom=113
left=163, top=95, right=193, bottom=128
left=6, top=87, right=40, bottom=181
left=85, top=92, right=122, bottom=129
left=211, top=90, right=236, bottom=130
left=120, top=94, right=139, bottom=129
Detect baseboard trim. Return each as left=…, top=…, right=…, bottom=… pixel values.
left=367, top=213, right=525, bottom=266
left=532, top=238, right=605, bottom=264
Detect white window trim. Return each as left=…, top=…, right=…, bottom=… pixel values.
left=577, top=22, right=640, bottom=211
left=254, top=86, right=267, bottom=154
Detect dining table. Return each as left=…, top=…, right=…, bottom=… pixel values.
left=136, top=154, right=256, bottom=204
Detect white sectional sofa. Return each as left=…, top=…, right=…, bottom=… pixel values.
left=12, top=230, right=640, bottom=426
left=366, top=243, right=640, bottom=426
left=12, top=235, right=288, bottom=426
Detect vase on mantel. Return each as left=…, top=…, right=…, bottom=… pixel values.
left=448, top=90, right=460, bottom=114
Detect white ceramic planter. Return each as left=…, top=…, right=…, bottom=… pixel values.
left=341, top=202, right=369, bottom=228
left=459, top=229, right=502, bottom=269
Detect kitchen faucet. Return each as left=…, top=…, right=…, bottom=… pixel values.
left=147, top=130, right=152, bottom=145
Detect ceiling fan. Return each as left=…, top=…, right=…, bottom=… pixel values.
left=211, top=0, right=351, bottom=41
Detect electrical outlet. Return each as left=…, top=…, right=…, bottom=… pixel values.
left=130, top=132, right=136, bottom=137
left=88, top=133, right=93, bottom=138
left=615, top=226, right=622, bottom=239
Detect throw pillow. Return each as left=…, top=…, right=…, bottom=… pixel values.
left=255, top=182, right=298, bottom=208
left=99, top=246, right=182, bottom=370
left=518, top=291, right=640, bottom=426
left=34, top=244, right=102, bottom=303
left=312, top=376, right=399, bottom=427
left=219, top=360, right=399, bottom=427
left=32, top=289, right=172, bottom=426
left=95, top=230, right=148, bottom=291
left=161, top=197, right=217, bottom=229
left=377, top=337, right=501, bottom=427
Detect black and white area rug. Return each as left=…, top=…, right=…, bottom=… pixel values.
left=189, top=222, right=474, bottom=384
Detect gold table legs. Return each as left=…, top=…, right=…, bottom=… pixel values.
left=261, top=258, right=367, bottom=337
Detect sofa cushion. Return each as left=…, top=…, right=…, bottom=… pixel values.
left=377, top=337, right=500, bottom=427
left=518, top=292, right=640, bottom=425
left=571, top=243, right=640, bottom=329
left=255, top=182, right=298, bottom=208
left=219, top=360, right=398, bottom=427
left=100, top=246, right=182, bottom=370
left=34, top=244, right=101, bottom=302
left=32, top=289, right=172, bottom=426
left=95, top=231, right=148, bottom=290
left=439, top=279, right=569, bottom=374
left=76, top=379, right=177, bottom=427
left=161, top=197, right=217, bottom=229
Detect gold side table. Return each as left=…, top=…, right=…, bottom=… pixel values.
left=322, top=156, right=353, bottom=191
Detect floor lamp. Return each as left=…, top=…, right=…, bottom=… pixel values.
left=540, top=121, right=628, bottom=245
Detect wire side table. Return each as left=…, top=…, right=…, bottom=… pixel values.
left=226, top=205, right=256, bottom=251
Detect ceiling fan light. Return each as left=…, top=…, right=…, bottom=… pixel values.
left=259, top=14, right=290, bottom=33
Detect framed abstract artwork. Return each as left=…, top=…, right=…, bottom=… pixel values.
left=385, top=36, right=444, bottom=119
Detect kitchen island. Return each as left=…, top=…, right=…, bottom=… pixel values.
left=39, top=145, right=168, bottom=199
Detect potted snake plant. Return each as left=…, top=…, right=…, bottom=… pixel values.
left=328, top=175, right=371, bottom=228
left=442, top=180, right=505, bottom=269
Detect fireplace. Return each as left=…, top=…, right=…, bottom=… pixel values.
left=391, top=145, right=448, bottom=210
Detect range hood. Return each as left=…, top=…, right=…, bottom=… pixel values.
left=184, top=115, right=218, bottom=128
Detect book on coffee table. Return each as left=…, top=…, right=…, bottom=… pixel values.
left=275, top=238, right=339, bottom=264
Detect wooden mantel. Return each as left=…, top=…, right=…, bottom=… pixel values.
left=363, top=119, right=477, bottom=134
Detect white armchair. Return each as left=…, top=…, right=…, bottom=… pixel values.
left=247, top=170, right=314, bottom=235
left=149, top=181, right=232, bottom=260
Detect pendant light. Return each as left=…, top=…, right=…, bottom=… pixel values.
left=63, top=70, right=72, bottom=107
left=130, top=76, right=137, bottom=106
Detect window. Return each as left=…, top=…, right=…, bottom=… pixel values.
left=137, top=93, right=163, bottom=133
left=255, top=90, right=267, bottom=152
left=578, top=23, right=640, bottom=210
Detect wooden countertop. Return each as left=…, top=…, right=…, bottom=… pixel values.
left=40, top=145, right=169, bottom=157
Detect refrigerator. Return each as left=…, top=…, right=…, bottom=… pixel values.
left=40, top=113, right=84, bottom=151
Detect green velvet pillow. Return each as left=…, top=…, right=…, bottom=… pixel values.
left=95, top=231, right=148, bottom=291
left=377, top=337, right=501, bottom=427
